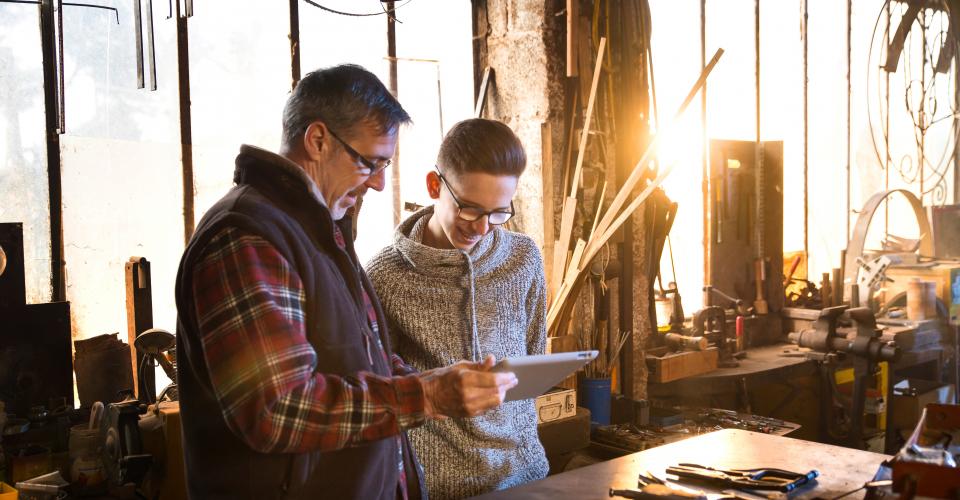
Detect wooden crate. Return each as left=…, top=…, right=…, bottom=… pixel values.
left=646, top=348, right=719, bottom=383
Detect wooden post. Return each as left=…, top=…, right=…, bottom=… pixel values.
left=125, top=257, right=154, bottom=401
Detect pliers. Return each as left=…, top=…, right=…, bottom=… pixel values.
left=665, top=464, right=819, bottom=492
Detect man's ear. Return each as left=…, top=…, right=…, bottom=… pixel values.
left=303, top=121, right=329, bottom=161
left=426, top=171, right=441, bottom=200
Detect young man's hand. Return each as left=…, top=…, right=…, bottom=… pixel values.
left=420, top=354, right=517, bottom=418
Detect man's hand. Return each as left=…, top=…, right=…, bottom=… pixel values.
left=420, top=354, right=518, bottom=418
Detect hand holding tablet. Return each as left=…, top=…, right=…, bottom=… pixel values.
left=491, top=351, right=598, bottom=402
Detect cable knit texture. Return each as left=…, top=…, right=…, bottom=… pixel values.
left=366, top=206, right=549, bottom=499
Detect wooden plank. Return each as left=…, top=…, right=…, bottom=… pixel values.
left=551, top=196, right=577, bottom=298
left=564, top=239, right=587, bottom=284
left=590, top=180, right=607, bottom=239
left=646, top=347, right=719, bottom=383
left=566, top=0, right=577, bottom=77
left=474, top=66, right=492, bottom=118
left=541, top=121, right=556, bottom=298
left=569, top=37, right=606, bottom=197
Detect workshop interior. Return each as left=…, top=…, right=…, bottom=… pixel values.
left=2, top=0, right=960, bottom=498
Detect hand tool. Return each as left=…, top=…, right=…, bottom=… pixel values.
left=665, top=464, right=819, bottom=492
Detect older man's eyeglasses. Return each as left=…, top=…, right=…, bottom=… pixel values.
left=327, top=128, right=392, bottom=176
left=437, top=171, right=515, bottom=225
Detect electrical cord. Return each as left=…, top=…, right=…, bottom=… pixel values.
left=302, top=0, right=414, bottom=17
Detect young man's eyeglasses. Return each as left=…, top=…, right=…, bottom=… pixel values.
left=327, top=128, right=392, bottom=176
left=436, top=170, right=515, bottom=225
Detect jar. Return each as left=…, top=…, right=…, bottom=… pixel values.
left=68, top=425, right=105, bottom=494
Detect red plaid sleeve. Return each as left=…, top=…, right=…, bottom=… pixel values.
left=190, top=226, right=428, bottom=454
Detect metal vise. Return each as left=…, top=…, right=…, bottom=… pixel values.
left=788, top=305, right=901, bottom=448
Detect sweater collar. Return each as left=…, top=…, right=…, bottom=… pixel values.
left=393, top=206, right=507, bottom=277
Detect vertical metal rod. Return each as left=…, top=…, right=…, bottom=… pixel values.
left=755, top=0, right=764, bottom=262
left=146, top=0, right=157, bottom=90
left=176, top=0, right=194, bottom=243
left=55, top=0, right=64, bottom=132
left=802, top=0, right=809, bottom=267
left=701, top=0, right=709, bottom=285
left=919, top=7, right=926, bottom=201
left=387, top=0, right=401, bottom=226
left=288, top=0, right=300, bottom=89
left=436, top=64, right=444, bottom=139
left=134, top=0, right=144, bottom=89
left=885, top=1, right=891, bottom=234
left=846, top=0, right=852, bottom=241
left=40, top=0, right=65, bottom=301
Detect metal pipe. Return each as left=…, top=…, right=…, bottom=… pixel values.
left=701, top=0, right=709, bottom=286
left=55, top=0, right=63, bottom=131
left=134, top=0, right=144, bottom=89
left=846, top=0, right=852, bottom=241
left=289, top=0, right=300, bottom=89
left=803, top=0, right=809, bottom=265
left=387, top=1, right=401, bottom=226
left=176, top=0, right=194, bottom=243
left=146, top=0, right=156, bottom=90
left=885, top=1, right=890, bottom=234
left=40, top=0, right=65, bottom=301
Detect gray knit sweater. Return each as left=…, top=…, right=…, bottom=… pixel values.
left=366, top=207, right=549, bottom=499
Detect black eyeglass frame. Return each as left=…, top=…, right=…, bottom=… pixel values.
left=327, top=128, right=392, bottom=176
left=436, top=169, right=515, bottom=226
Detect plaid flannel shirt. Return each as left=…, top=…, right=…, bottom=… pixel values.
left=191, top=225, right=424, bottom=498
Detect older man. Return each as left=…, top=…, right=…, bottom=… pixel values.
left=174, top=64, right=517, bottom=500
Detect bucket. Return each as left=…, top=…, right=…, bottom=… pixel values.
left=579, top=377, right=612, bottom=425
left=68, top=425, right=104, bottom=495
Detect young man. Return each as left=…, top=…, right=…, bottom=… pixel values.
left=367, top=118, right=550, bottom=499
left=174, top=67, right=518, bottom=500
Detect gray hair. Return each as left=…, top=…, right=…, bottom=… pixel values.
left=282, top=64, right=411, bottom=148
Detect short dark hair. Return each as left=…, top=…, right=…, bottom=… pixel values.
left=282, top=64, right=411, bottom=148
left=437, top=119, right=526, bottom=178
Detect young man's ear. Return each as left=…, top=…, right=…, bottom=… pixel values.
left=426, top=171, right=441, bottom=200
left=303, top=121, right=329, bottom=161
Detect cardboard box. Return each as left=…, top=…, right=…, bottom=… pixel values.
left=535, top=387, right=576, bottom=424
left=891, top=379, right=956, bottom=436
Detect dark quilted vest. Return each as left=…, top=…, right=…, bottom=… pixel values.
left=174, top=148, right=424, bottom=499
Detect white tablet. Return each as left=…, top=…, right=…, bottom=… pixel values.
left=492, top=351, right=598, bottom=402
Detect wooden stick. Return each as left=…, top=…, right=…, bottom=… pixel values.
left=551, top=196, right=577, bottom=297
left=564, top=239, right=587, bottom=284
left=566, top=0, right=577, bottom=77
left=547, top=49, right=725, bottom=335
left=541, top=121, right=556, bottom=297
left=552, top=39, right=608, bottom=304
left=590, top=180, right=608, bottom=239
left=474, top=66, right=493, bottom=118
left=589, top=162, right=675, bottom=263
left=593, top=48, right=724, bottom=241
left=569, top=37, right=607, bottom=197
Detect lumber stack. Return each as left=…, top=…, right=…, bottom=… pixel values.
left=546, top=46, right=725, bottom=338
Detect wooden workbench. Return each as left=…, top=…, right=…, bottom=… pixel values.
left=473, top=429, right=890, bottom=499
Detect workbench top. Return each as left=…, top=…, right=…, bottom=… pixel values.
left=472, top=429, right=890, bottom=499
